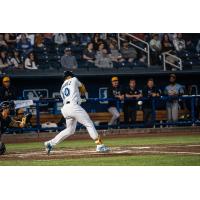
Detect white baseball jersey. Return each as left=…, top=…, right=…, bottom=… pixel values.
left=48, top=76, right=99, bottom=146
left=60, top=77, right=82, bottom=105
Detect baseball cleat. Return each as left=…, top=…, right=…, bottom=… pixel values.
left=44, top=141, right=53, bottom=155
left=96, top=144, right=110, bottom=153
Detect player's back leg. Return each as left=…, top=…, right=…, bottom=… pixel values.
left=73, top=105, right=98, bottom=140
left=44, top=117, right=77, bottom=154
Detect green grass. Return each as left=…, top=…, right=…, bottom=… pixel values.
left=6, top=134, right=200, bottom=152
left=0, top=155, right=200, bottom=166
left=1, top=134, right=200, bottom=166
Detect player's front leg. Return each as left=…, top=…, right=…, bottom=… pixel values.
left=75, top=106, right=110, bottom=152
left=95, top=136, right=110, bottom=153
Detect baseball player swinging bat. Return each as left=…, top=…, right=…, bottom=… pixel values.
left=44, top=71, right=110, bottom=154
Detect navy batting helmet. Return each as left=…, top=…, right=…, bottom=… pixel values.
left=0, top=101, right=10, bottom=111
left=63, top=71, right=74, bottom=79
left=0, top=101, right=15, bottom=111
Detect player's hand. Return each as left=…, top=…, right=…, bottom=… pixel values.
left=19, top=116, right=27, bottom=128
left=135, top=94, right=141, bottom=99
left=81, top=98, right=87, bottom=103
left=152, top=93, right=157, bottom=97
left=119, top=95, right=124, bottom=100
left=19, top=121, right=25, bottom=128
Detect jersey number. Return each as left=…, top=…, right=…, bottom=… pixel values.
left=61, top=87, right=70, bottom=99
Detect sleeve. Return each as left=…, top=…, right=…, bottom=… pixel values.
left=54, top=34, right=59, bottom=43
left=63, top=34, right=68, bottom=43
left=120, top=87, right=125, bottom=95
left=28, top=40, right=33, bottom=48
left=11, top=58, right=18, bottom=67
left=16, top=41, right=21, bottom=49
left=124, top=87, right=129, bottom=95
left=178, top=85, right=184, bottom=95
left=24, top=58, right=32, bottom=69
left=60, top=56, right=65, bottom=67
left=173, top=39, right=179, bottom=51
left=137, top=89, right=141, bottom=95
left=150, top=39, right=155, bottom=47
left=83, top=49, right=87, bottom=56
left=8, top=118, right=20, bottom=128
left=95, top=56, right=100, bottom=67
left=156, top=87, right=161, bottom=95
left=164, top=86, right=168, bottom=95
left=12, top=86, right=19, bottom=100
left=73, top=57, right=78, bottom=67
left=0, top=87, right=3, bottom=101
left=107, top=87, right=113, bottom=98
left=142, top=88, right=147, bottom=97
left=75, top=77, right=82, bottom=88
left=196, top=40, right=200, bottom=52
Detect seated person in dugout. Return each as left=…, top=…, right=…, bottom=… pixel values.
left=14, top=108, right=32, bottom=129
left=0, top=101, right=30, bottom=155
left=142, top=78, right=160, bottom=127
left=123, top=79, right=142, bottom=125
left=107, top=76, right=124, bottom=126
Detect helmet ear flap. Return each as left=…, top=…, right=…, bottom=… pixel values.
left=0, top=101, right=10, bottom=110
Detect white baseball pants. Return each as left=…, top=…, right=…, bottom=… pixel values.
left=49, top=103, right=99, bottom=146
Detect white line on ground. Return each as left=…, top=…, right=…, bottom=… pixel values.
left=186, top=144, right=200, bottom=147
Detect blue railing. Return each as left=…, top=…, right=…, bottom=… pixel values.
left=7, top=95, right=200, bottom=133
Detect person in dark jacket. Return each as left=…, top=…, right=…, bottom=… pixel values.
left=0, top=76, right=18, bottom=101
left=142, top=78, right=160, bottom=127
left=0, top=101, right=26, bottom=155
left=107, top=76, right=124, bottom=126
left=124, top=79, right=142, bottom=125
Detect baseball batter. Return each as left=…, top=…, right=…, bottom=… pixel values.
left=44, top=71, right=110, bottom=154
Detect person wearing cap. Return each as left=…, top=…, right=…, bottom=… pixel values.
left=0, top=76, right=18, bottom=102
left=0, top=101, right=26, bottom=155
left=164, top=74, right=184, bottom=123
left=61, top=48, right=78, bottom=69
left=107, top=76, right=124, bottom=126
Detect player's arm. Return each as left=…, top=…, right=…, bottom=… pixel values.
left=75, top=77, right=87, bottom=96
left=79, top=83, right=87, bottom=96
left=9, top=115, right=28, bottom=128
left=9, top=118, right=24, bottom=128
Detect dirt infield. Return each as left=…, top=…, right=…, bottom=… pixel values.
left=1, top=144, right=200, bottom=161
left=1, top=127, right=200, bottom=162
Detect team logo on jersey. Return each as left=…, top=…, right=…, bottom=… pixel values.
left=99, top=87, right=108, bottom=104
left=64, top=87, right=70, bottom=97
